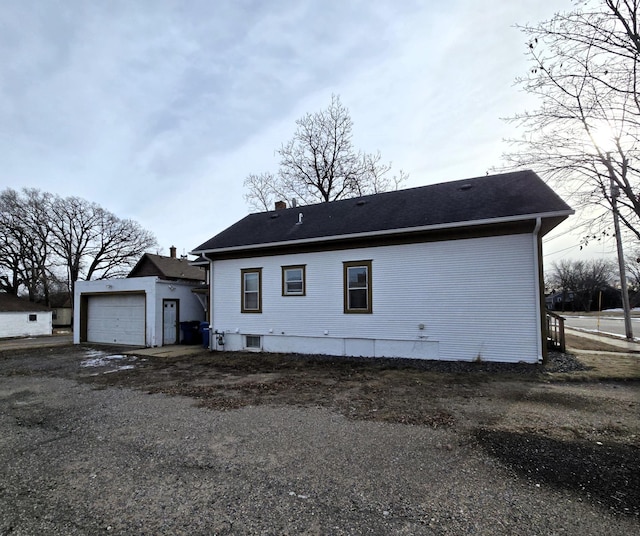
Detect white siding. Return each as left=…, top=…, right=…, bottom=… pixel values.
left=153, top=280, right=206, bottom=346
left=211, top=233, right=540, bottom=363
left=0, top=311, right=53, bottom=338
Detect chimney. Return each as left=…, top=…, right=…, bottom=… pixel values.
left=169, top=245, right=177, bottom=258
left=275, top=200, right=287, bottom=210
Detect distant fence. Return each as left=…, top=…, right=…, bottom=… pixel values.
left=546, top=311, right=566, bottom=353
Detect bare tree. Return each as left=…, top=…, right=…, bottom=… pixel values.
left=550, top=258, right=615, bottom=311
left=0, top=188, right=53, bottom=300
left=48, top=195, right=158, bottom=300
left=84, top=212, right=158, bottom=281
left=624, top=246, right=640, bottom=304
left=244, top=95, right=407, bottom=211
left=0, top=188, right=158, bottom=304
left=504, top=0, right=640, bottom=241
left=243, top=172, right=278, bottom=213
left=48, top=196, right=103, bottom=299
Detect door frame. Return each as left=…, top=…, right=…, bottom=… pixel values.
left=162, top=299, right=180, bottom=346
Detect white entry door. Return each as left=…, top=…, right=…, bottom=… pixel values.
left=163, top=300, right=178, bottom=345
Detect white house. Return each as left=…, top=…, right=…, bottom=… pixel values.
left=73, top=249, right=206, bottom=346
left=190, top=171, right=573, bottom=363
left=0, top=293, right=53, bottom=339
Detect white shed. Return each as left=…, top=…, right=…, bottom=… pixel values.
left=0, top=293, right=53, bottom=339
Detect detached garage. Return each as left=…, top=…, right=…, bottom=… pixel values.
left=74, top=277, right=205, bottom=347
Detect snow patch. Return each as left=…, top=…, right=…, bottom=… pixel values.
left=102, top=365, right=136, bottom=374
left=81, top=350, right=137, bottom=372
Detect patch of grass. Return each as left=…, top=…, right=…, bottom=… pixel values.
left=565, top=333, right=630, bottom=353
left=551, top=353, right=640, bottom=381
left=547, top=333, right=640, bottom=381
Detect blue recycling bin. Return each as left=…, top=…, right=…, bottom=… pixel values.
left=200, top=322, right=210, bottom=348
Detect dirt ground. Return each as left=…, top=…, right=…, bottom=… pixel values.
left=1, top=341, right=638, bottom=524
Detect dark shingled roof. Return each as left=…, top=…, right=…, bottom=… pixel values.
left=128, top=253, right=206, bottom=281
left=192, top=170, right=573, bottom=253
left=0, top=293, right=51, bottom=313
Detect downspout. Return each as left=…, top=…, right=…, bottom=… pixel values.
left=532, top=217, right=546, bottom=364
left=208, top=260, right=215, bottom=351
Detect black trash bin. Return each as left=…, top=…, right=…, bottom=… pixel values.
left=180, top=321, right=201, bottom=345
left=200, top=322, right=210, bottom=348
left=180, top=322, right=193, bottom=344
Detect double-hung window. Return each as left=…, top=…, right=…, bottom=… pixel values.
left=241, top=268, right=262, bottom=313
left=343, top=260, right=372, bottom=314
left=282, top=265, right=306, bottom=296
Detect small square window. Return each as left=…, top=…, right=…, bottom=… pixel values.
left=245, top=335, right=261, bottom=349
left=28, top=314, right=37, bottom=322
left=282, top=265, right=306, bottom=296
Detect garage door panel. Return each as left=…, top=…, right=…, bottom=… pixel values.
left=87, top=294, right=145, bottom=345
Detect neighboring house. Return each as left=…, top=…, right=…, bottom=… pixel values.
left=73, top=247, right=206, bottom=346
left=546, top=286, right=621, bottom=312
left=191, top=170, right=573, bottom=364
left=545, top=290, right=575, bottom=312
left=48, top=293, right=73, bottom=327
left=0, top=293, right=53, bottom=339
left=128, top=247, right=206, bottom=281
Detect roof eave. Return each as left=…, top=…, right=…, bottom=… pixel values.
left=190, top=209, right=574, bottom=257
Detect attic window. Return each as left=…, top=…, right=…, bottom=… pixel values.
left=459, top=184, right=473, bottom=191
left=28, top=314, right=37, bottom=322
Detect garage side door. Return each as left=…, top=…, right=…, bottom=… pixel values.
left=87, top=294, right=146, bottom=345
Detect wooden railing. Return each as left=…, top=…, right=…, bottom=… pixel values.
left=546, top=311, right=566, bottom=353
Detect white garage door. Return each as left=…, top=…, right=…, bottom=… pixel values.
left=87, top=294, right=146, bottom=345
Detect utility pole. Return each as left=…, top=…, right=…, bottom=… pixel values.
left=608, top=155, right=633, bottom=339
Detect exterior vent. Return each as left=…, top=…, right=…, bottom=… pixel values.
left=459, top=184, right=472, bottom=191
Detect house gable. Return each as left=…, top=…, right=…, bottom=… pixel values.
left=128, top=253, right=205, bottom=282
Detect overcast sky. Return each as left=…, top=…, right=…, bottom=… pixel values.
left=2, top=0, right=610, bottom=265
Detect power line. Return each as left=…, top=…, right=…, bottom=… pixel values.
left=544, top=243, right=581, bottom=257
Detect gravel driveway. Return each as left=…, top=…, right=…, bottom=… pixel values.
left=0, top=345, right=638, bottom=535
